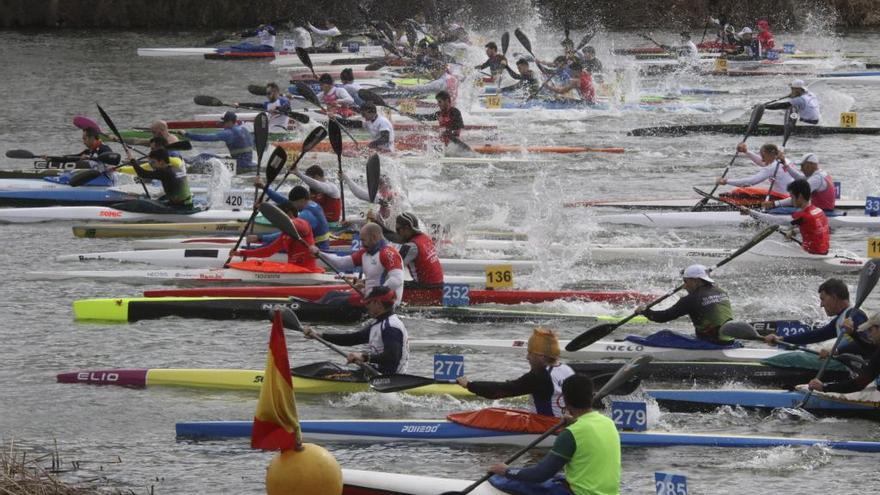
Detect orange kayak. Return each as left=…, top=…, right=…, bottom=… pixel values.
left=277, top=137, right=624, bottom=155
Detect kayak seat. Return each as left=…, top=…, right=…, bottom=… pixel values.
left=624, top=330, right=743, bottom=349
left=291, top=361, right=367, bottom=383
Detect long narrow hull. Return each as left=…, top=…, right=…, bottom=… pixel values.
left=0, top=188, right=141, bottom=207
left=73, top=222, right=276, bottom=238
left=598, top=210, right=880, bottom=231
left=173, top=419, right=880, bottom=452
left=410, top=339, right=782, bottom=363
left=565, top=197, right=866, bottom=210
left=342, top=470, right=505, bottom=495
left=629, top=123, right=880, bottom=137
left=0, top=206, right=251, bottom=224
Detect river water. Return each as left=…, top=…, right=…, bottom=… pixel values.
left=1, top=24, right=879, bottom=494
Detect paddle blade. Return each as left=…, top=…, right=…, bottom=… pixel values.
left=248, top=84, right=268, bottom=96
left=5, top=149, right=36, bottom=159
left=514, top=28, right=532, bottom=55
left=577, top=29, right=596, bottom=51
left=295, top=46, right=313, bottom=69
left=328, top=119, right=343, bottom=157
left=718, top=323, right=762, bottom=341
left=592, top=355, right=653, bottom=405
left=714, top=224, right=779, bottom=270
left=67, top=169, right=102, bottom=187
left=96, top=152, right=120, bottom=166
left=366, top=154, right=381, bottom=202
left=294, top=82, right=321, bottom=108
left=193, top=95, right=224, bottom=107
left=166, top=140, right=193, bottom=151
left=745, top=104, right=765, bottom=137
left=854, top=259, right=880, bottom=309
left=254, top=112, right=270, bottom=158
left=259, top=202, right=301, bottom=240
left=501, top=31, right=510, bottom=54
left=565, top=323, right=618, bottom=352
left=287, top=110, right=310, bottom=124
left=279, top=307, right=303, bottom=331
left=369, top=373, right=435, bottom=393
left=264, top=146, right=288, bottom=184
left=782, top=107, right=797, bottom=146
left=301, top=125, right=329, bottom=154
left=405, top=23, right=418, bottom=49
left=96, top=104, right=122, bottom=140
left=358, top=88, right=386, bottom=108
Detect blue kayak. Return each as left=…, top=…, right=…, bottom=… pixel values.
left=0, top=188, right=140, bottom=207
left=175, top=419, right=880, bottom=452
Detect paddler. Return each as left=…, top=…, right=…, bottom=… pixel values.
left=339, top=68, right=364, bottom=107
left=318, top=222, right=405, bottom=306
left=336, top=102, right=395, bottom=152
left=123, top=148, right=193, bottom=210
left=456, top=327, right=575, bottom=417
left=807, top=312, right=880, bottom=394
left=235, top=24, right=276, bottom=52
left=338, top=172, right=403, bottom=232
left=548, top=61, right=596, bottom=105
left=302, top=286, right=409, bottom=374
left=764, top=278, right=870, bottom=358
left=777, top=179, right=831, bottom=255
left=107, top=120, right=179, bottom=147
left=579, top=46, right=604, bottom=74
left=63, top=126, right=112, bottom=161
left=256, top=82, right=291, bottom=132
left=486, top=374, right=621, bottom=495
left=404, top=91, right=464, bottom=146
left=317, top=73, right=356, bottom=116
left=766, top=80, right=821, bottom=125
left=254, top=183, right=331, bottom=250
left=500, top=58, right=540, bottom=95
left=181, top=111, right=255, bottom=173
left=762, top=153, right=836, bottom=214
left=307, top=20, right=342, bottom=50
left=404, top=66, right=460, bottom=102
left=474, top=41, right=506, bottom=77
left=671, top=31, right=699, bottom=61
left=294, top=164, right=343, bottom=223
left=635, top=264, right=751, bottom=345
left=716, top=143, right=794, bottom=200
left=393, top=213, right=444, bottom=287
left=233, top=201, right=319, bottom=270
left=756, top=20, right=776, bottom=53
left=730, top=26, right=761, bottom=59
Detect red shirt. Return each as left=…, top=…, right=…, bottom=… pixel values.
left=238, top=217, right=317, bottom=269
left=792, top=205, right=830, bottom=255
left=312, top=192, right=342, bottom=222
left=403, top=232, right=444, bottom=285
left=757, top=31, right=775, bottom=52
left=578, top=72, right=596, bottom=104
left=811, top=173, right=836, bottom=211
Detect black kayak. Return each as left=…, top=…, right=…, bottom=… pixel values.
left=629, top=123, right=880, bottom=137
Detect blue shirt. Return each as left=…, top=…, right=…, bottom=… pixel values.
left=186, top=125, right=254, bottom=170
left=263, top=188, right=330, bottom=249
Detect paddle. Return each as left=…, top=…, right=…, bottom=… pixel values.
left=366, top=154, right=380, bottom=203
left=638, top=33, right=673, bottom=54
left=223, top=126, right=326, bottom=266
left=328, top=119, right=345, bottom=221
left=279, top=307, right=381, bottom=378
left=575, top=30, right=596, bottom=52
left=795, top=259, right=880, bottom=410
left=5, top=150, right=70, bottom=160
left=358, top=88, right=400, bottom=112
left=495, top=32, right=510, bottom=87
left=513, top=28, right=535, bottom=59
left=253, top=112, right=269, bottom=203
left=97, top=103, right=150, bottom=199
left=247, top=84, right=268, bottom=96
left=565, top=225, right=779, bottom=352
left=691, top=103, right=765, bottom=211
left=440, top=355, right=654, bottom=495
left=763, top=107, right=797, bottom=203
left=196, top=94, right=310, bottom=124
left=721, top=325, right=865, bottom=370
left=295, top=47, right=318, bottom=79
left=294, top=82, right=360, bottom=144
left=259, top=202, right=365, bottom=296
left=166, top=140, right=193, bottom=151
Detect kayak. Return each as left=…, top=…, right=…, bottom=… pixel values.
left=56, top=248, right=540, bottom=273
left=410, top=339, right=783, bottom=362
left=814, top=71, right=880, bottom=84
left=597, top=210, right=880, bottom=231
left=613, top=42, right=734, bottom=55
left=342, top=470, right=506, bottom=495
left=72, top=222, right=276, bottom=239
left=564, top=197, right=866, bottom=211
left=629, top=123, right=880, bottom=137
left=164, top=119, right=497, bottom=132
left=647, top=387, right=880, bottom=420
left=174, top=419, right=880, bottom=452
left=0, top=206, right=251, bottom=224
left=276, top=139, right=625, bottom=155
left=141, top=285, right=654, bottom=305
left=0, top=188, right=142, bottom=207
left=472, top=99, right=715, bottom=114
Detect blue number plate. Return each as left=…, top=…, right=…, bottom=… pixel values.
left=433, top=354, right=464, bottom=382
left=611, top=401, right=647, bottom=431
left=655, top=473, right=688, bottom=495
left=442, top=284, right=470, bottom=307
left=774, top=320, right=812, bottom=338
left=866, top=196, right=880, bottom=216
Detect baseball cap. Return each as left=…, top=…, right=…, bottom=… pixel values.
left=396, top=212, right=421, bottom=232
left=857, top=312, right=880, bottom=332
left=790, top=79, right=807, bottom=89
left=800, top=153, right=819, bottom=165
left=682, top=264, right=714, bottom=283
left=738, top=27, right=753, bottom=36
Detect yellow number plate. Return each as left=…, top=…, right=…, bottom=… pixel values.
left=399, top=100, right=416, bottom=114
left=485, top=264, right=514, bottom=289
left=714, top=58, right=728, bottom=72
left=840, top=112, right=858, bottom=128
left=868, top=238, right=880, bottom=258
left=474, top=78, right=485, bottom=88
left=485, top=95, right=502, bottom=109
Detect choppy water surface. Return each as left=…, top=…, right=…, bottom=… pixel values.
left=1, top=25, right=879, bottom=494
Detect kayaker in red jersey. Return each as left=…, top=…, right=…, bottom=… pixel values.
left=293, top=164, right=343, bottom=224
left=756, top=19, right=775, bottom=53
left=548, top=61, right=596, bottom=104
left=456, top=327, right=575, bottom=418
left=232, top=202, right=319, bottom=270
left=405, top=91, right=465, bottom=147
left=762, top=153, right=836, bottom=213
left=784, top=178, right=830, bottom=255
left=393, top=213, right=444, bottom=287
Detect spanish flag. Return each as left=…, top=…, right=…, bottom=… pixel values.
left=251, top=310, right=302, bottom=450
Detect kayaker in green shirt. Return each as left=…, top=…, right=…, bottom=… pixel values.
left=487, top=374, right=621, bottom=495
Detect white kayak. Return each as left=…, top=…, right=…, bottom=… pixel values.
left=597, top=210, right=880, bottom=231
left=270, top=46, right=387, bottom=66
left=56, top=248, right=539, bottom=273
left=565, top=197, right=866, bottom=211
left=130, top=237, right=528, bottom=252
left=0, top=206, right=251, bottom=224
left=813, top=71, right=880, bottom=85
left=409, top=338, right=783, bottom=362
left=342, top=469, right=505, bottom=495
left=136, top=48, right=217, bottom=57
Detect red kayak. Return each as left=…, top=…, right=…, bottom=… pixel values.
left=614, top=41, right=734, bottom=55
left=142, top=285, right=654, bottom=305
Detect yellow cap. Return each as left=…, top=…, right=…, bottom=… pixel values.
left=527, top=327, right=560, bottom=359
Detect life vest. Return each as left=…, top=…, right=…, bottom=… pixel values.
left=366, top=313, right=409, bottom=374
left=311, top=191, right=342, bottom=222
left=437, top=108, right=460, bottom=144
left=536, top=364, right=575, bottom=417
left=811, top=171, right=836, bottom=211
left=401, top=232, right=444, bottom=285
left=578, top=72, right=596, bottom=104
left=284, top=218, right=318, bottom=269
left=792, top=205, right=830, bottom=255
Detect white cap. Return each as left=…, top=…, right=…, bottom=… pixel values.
left=800, top=153, right=818, bottom=165
left=738, top=27, right=753, bottom=35
left=682, top=264, right=714, bottom=283
left=790, top=79, right=807, bottom=89
left=857, top=312, right=880, bottom=332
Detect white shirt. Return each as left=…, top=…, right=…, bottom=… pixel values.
left=308, top=23, right=342, bottom=48
left=775, top=168, right=831, bottom=207
left=319, top=87, right=355, bottom=107
left=790, top=91, right=820, bottom=123
left=727, top=152, right=795, bottom=194
left=367, top=314, right=409, bottom=374
left=265, top=98, right=290, bottom=131
left=363, top=115, right=395, bottom=151
left=257, top=27, right=276, bottom=48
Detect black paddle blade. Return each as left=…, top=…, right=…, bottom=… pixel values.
left=366, top=154, right=381, bottom=202
left=294, top=82, right=321, bottom=108
left=301, top=125, right=329, bottom=153
left=264, top=146, right=288, bottom=184
left=295, top=47, right=313, bottom=70
left=6, top=149, right=36, bottom=159
left=166, top=140, right=193, bottom=151
left=287, top=110, right=310, bottom=124
left=328, top=119, right=343, bottom=157
left=67, top=169, right=103, bottom=187
left=577, top=29, right=596, bottom=51
left=254, top=112, right=270, bottom=157
left=358, top=88, right=386, bottom=107
left=406, top=23, right=418, bottom=49
left=854, top=259, right=880, bottom=308
left=746, top=104, right=765, bottom=136
left=565, top=323, right=617, bottom=352
left=369, top=373, right=436, bottom=393
left=193, top=95, right=224, bottom=107
left=96, top=152, right=121, bottom=165
left=592, top=355, right=653, bottom=405
left=96, top=104, right=122, bottom=140
left=259, top=202, right=300, bottom=240
left=782, top=107, right=797, bottom=146
left=514, top=28, right=532, bottom=55
left=279, top=307, right=303, bottom=331
left=501, top=31, right=510, bottom=54
left=248, top=84, right=268, bottom=96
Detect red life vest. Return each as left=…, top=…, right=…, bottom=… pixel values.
left=811, top=172, right=836, bottom=211
left=287, top=217, right=318, bottom=269
left=792, top=205, right=830, bottom=255
left=404, top=232, right=444, bottom=285
left=312, top=192, right=342, bottom=222
left=579, top=72, right=596, bottom=104
left=437, top=108, right=460, bottom=144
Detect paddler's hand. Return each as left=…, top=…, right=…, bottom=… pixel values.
left=488, top=463, right=509, bottom=476
left=338, top=170, right=348, bottom=181
left=715, top=177, right=728, bottom=185
left=818, top=348, right=832, bottom=359
left=761, top=201, right=775, bottom=210
left=246, top=234, right=260, bottom=244
left=763, top=334, right=782, bottom=345
left=309, top=245, right=320, bottom=256
left=808, top=379, right=825, bottom=392
left=233, top=102, right=240, bottom=108
left=346, top=352, right=366, bottom=364
left=634, top=305, right=646, bottom=315
left=302, top=326, right=319, bottom=339
left=561, top=413, right=575, bottom=425
left=736, top=143, right=748, bottom=153
left=254, top=177, right=265, bottom=188
left=841, top=318, right=855, bottom=335
left=365, top=210, right=378, bottom=222
left=456, top=376, right=469, bottom=388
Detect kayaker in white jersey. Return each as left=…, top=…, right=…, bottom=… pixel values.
left=339, top=68, right=364, bottom=106
left=456, top=327, right=575, bottom=418
left=261, top=82, right=292, bottom=132
left=302, top=286, right=409, bottom=375
left=336, top=102, right=394, bottom=152
left=762, top=152, right=836, bottom=213
left=716, top=142, right=794, bottom=199
left=766, top=80, right=821, bottom=124
left=307, top=20, right=341, bottom=49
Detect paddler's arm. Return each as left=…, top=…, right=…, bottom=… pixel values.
left=490, top=431, right=572, bottom=481
left=368, top=130, right=390, bottom=150
left=810, top=348, right=880, bottom=393
left=182, top=129, right=232, bottom=143
left=340, top=172, right=372, bottom=202
left=294, top=170, right=341, bottom=198
left=333, top=116, right=363, bottom=128
left=764, top=101, right=792, bottom=110
left=772, top=318, right=840, bottom=346
left=717, top=166, right=771, bottom=187
left=127, top=155, right=159, bottom=180
left=457, top=370, right=545, bottom=399
left=233, top=234, right=284, bottom=258
left=320, top=252, right=357, bottom=273
left=638, top=294, right=693, bottom=323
